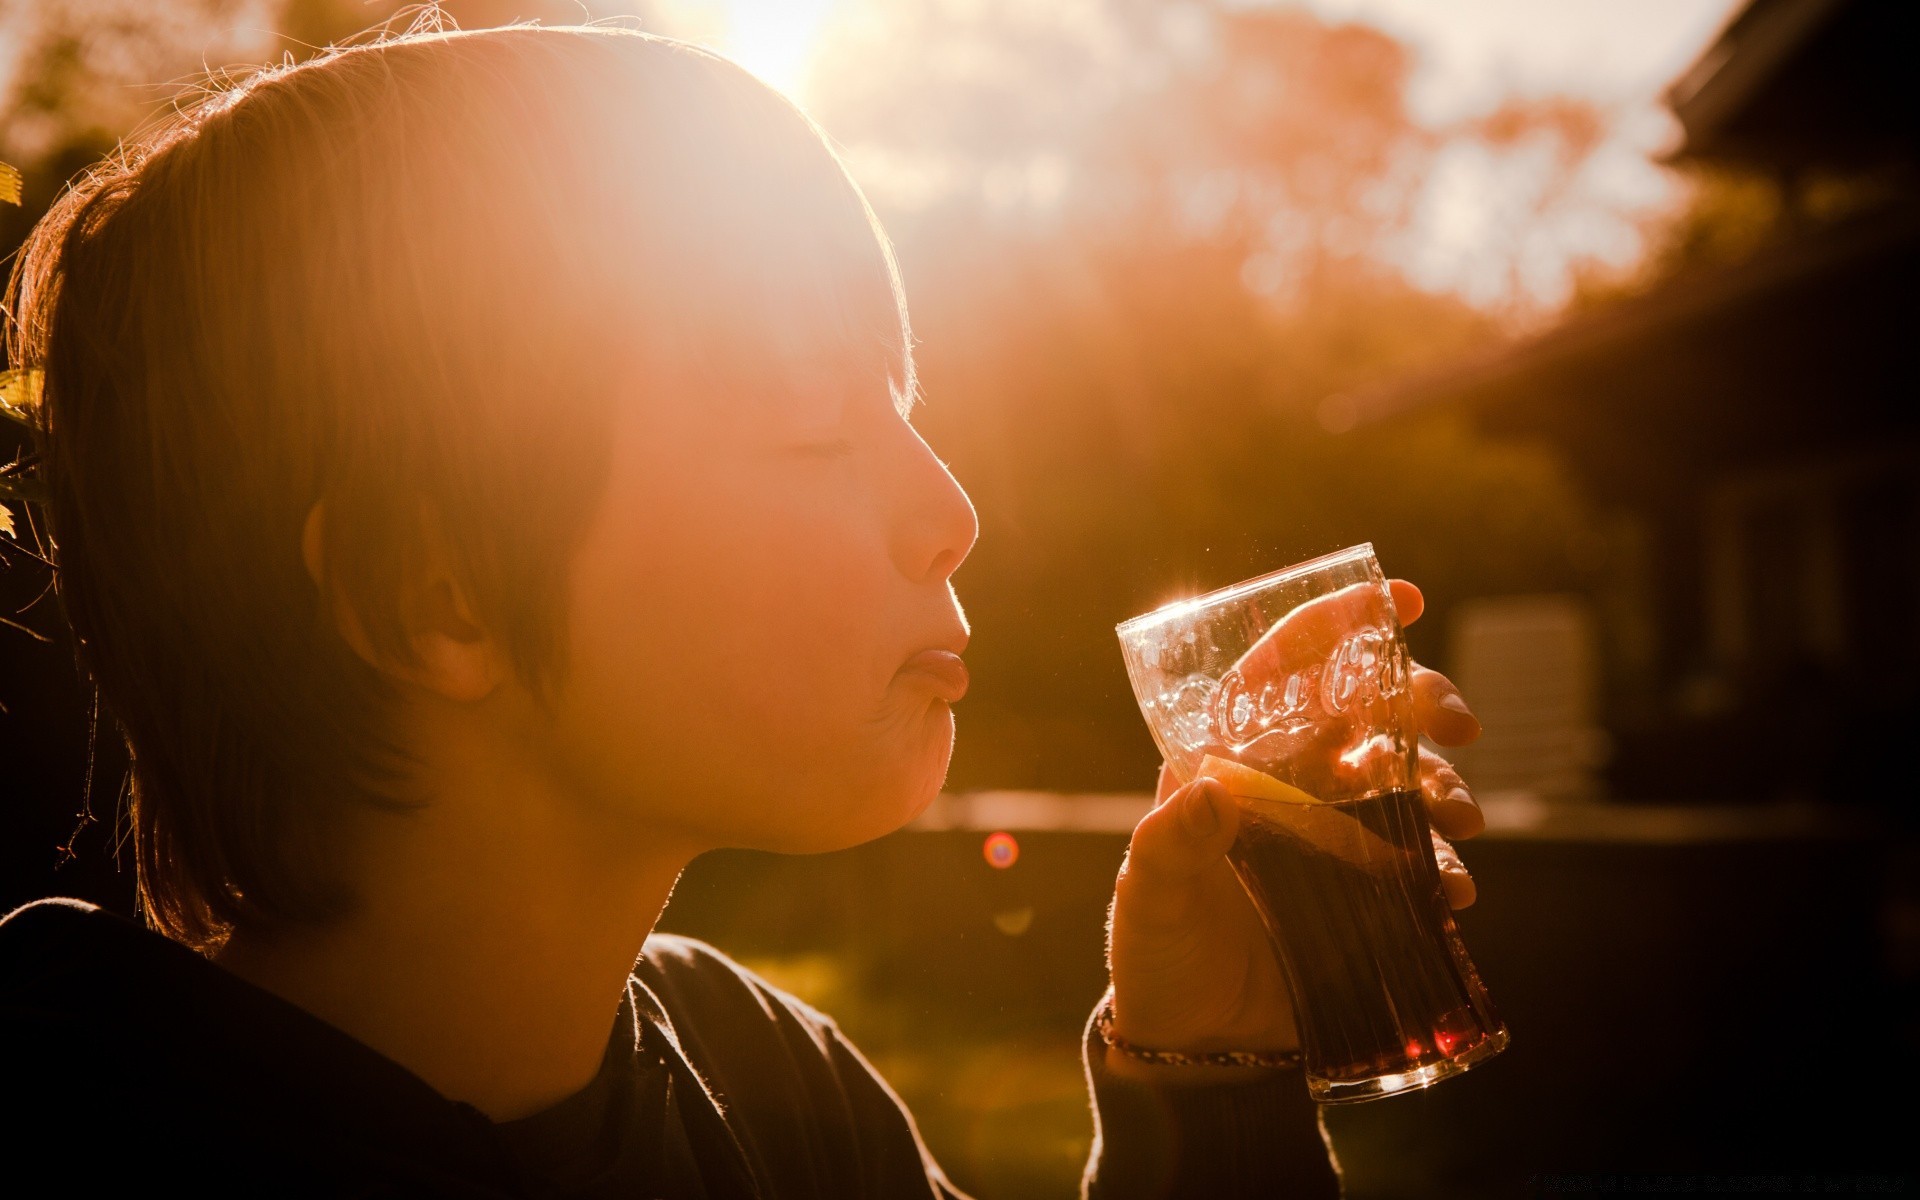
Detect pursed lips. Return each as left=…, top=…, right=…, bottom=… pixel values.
left=894, top=646, right=969, bottom=702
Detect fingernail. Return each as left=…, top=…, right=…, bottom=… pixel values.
left=1444, top=787, right=1477, bottom=813
left=1442, top=870, right=1476, bottom=908
left=1181, top=784, right=1219, bottom=838
left=1439, top=692, right=1474, bottom=717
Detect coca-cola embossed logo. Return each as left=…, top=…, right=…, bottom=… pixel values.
left=1206, top=625, right=1404, bottom=747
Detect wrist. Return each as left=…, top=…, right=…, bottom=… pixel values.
left=1095, top=988, right=1304, bottom=1076
left=1102, top=1041, right=1295, bottom=1086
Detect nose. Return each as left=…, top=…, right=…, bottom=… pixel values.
left=891, top=421, right=978, bottom=585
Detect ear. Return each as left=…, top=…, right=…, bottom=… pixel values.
left=301, top=501, right=507, bottom=703
left=397, top=573, right=507, bottom=705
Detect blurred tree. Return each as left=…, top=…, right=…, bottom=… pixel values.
left=0, top=0, right=277, bottom=163
left=808, top=1, right=1613, bottom=789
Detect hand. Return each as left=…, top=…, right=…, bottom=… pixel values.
left=1102, top=580, right=1485, bottom=1078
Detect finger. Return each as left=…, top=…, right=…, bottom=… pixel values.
left=1154, top=761, right=1181, bottom=806
left=1419, top=746, right=1484, bottom=839
left=1432, top=831, right=1476, bottom=909
left=1233, top=581, right=1392, bottom=680
left=1411, top=665, right=1481, bottom=746
left=1121, top=777, right=1240, bottom=888
left=1233, top=580, right=1425, bottom=688
left=1388, top=579, right=1424, bottom=626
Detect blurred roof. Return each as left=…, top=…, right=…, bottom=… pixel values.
left=1357, top=0, right=1919, bottom=485
left=1378, top=203, right=1920, bottom=500
left=1665, top=0, right=1917, bottom=171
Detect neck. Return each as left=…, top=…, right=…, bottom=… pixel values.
left=217, top=725, right=701, bottom=1121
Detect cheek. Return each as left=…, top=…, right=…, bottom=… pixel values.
left=549, top=450, right=950, bottom=845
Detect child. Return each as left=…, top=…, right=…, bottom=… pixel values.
left=0, top=24, right=1486, bottom=1197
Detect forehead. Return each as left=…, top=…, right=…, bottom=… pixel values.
left=598, top=260, right=913, bottom=448
left=644, top=214, right=918, bottom=430
left=516, top=32, right=920, bottom=425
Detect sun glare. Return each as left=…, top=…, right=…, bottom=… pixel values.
left=713, top=0, right=838, bottom=101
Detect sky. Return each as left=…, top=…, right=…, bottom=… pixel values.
left=1287, top=0, right=1742, bottom=126
left=688, top=0, right=1746, bottom=308
left=1314, top=0, right=1742, bottom=307
left=691, top=0, right=1742, bottom=123
left=1336, top=0, right=1743, bottom=309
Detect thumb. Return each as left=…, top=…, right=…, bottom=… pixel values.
left=1126, top=776, right=1240, bottom=883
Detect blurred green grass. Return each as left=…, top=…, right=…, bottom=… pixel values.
left=738, top=952, right=1093, bottom=1198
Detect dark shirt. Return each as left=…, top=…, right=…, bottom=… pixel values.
left=492, top=1012, right=707, bottom=1199
left=0, top=899, right=1341, bottom=1197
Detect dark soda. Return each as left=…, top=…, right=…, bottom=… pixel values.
left=1226, top=787, right=1508, bottom=1102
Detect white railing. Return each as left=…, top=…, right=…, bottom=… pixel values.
left=913, top=789, right=1875, bottom=842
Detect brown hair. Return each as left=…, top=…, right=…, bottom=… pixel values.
left=3, top=24, right=913, bottom=948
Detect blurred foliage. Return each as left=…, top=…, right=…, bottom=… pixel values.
left=804, top=1, right=1612, bottom=787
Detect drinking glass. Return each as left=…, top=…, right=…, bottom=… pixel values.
left=1116, top=543, right=1509, bottom=1102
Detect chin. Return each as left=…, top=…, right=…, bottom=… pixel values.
left=842, top=774, right=948, bottom=850
left=732, top=699, right=955, bottom=854
left=768, top=746, right=953, bottom=855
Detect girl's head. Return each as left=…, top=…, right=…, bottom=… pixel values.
left=4, top=25, right=976, bottom=948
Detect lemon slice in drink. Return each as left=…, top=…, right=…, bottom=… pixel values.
left=1197, top=754, right=1397, bottom=870
left=1197, top=754, right=1323, bottom=807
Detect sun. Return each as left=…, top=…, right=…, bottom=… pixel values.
left=712, top=0, right=839, bottom=101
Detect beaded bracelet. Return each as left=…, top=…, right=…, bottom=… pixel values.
left=1094, top=990, right=1305, bottom=1070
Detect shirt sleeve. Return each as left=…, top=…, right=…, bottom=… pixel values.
left=1079, top=1002, right=1344, bottom=1200
left=634, top=934, right=977, bottom=1200
left=813, top=1015, right=978, bottom=1200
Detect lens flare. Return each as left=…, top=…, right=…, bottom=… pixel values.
left=982, top=830, right=1019, bottom=869
left=714, top=0, right=837, bottom=100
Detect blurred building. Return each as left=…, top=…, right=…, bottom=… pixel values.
left=1444, top=595, right=1607, bottom=803
left=1378, top=0, right=1918, bottom=806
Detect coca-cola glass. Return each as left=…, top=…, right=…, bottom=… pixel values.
left=1116, top=543, right=1508, bottom=1102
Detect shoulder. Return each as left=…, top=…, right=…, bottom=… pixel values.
left=0, top=898, right=103, bottom=1055
left=632, top=931, right=842, bottom=1052
left=0, top=896, right=131, bottom=1003
left=0, top=895, right=106, bottom=954
left=0, top=895, right=101, bottom=929
left=635, top=931, right=799, bottom=996
left=1, top=897, right=218, bottom=1080
left=628, top=934, right=957, bottom=1198
left=1, top=900, right=192, bottom=1156
left=630, top=934, right=854, bottom=1167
